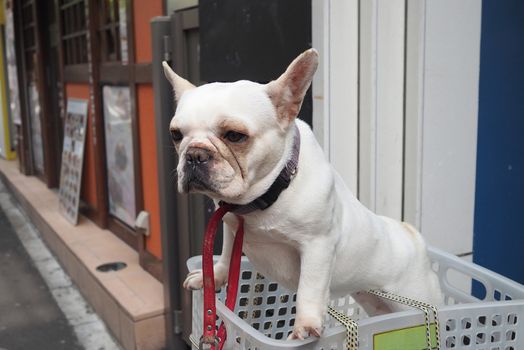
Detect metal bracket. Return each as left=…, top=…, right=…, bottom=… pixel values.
left=173, top=309, right=183, bottom=334
left=134, top=210, right=150, bottom=236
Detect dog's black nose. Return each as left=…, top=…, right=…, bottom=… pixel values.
left=186, top=148, right=212, bottom=165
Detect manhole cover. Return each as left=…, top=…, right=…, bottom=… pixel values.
left=96, top=262, right=127, bottom=272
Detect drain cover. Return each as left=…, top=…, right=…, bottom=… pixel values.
left=96, top=262, right=127, bottom=272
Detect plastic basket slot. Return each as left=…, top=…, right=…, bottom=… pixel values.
left=476, top=332, right=486, bottom=344
left=478, top=315, right=487, bottom=327
left=492, top=314, right=502, bottom=327
left=507, top=313, right=518, bottom=325
left=461, top=317, right=472, bottom=330
left=506, top=329, right=516, bottom=341
left=445, top=335, right=456, bottom=348
left=461, top=334, right=471, bottom=346
left=491, top=330, right=501, bottom=343
left=241, top=270, right=252, bottom=280
left=446, top=319, right=456, bottom=331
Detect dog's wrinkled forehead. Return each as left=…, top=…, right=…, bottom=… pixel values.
left=171, top=80, right=276, bottom=134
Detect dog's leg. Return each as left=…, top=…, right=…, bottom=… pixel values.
left=289, top=237, right=335, bottom=340
left=183, top=223, right=235, bottom=290
left=351, top=292, right=393, bottom=316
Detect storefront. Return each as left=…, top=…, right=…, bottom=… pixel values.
left=4, top=0, right=165, bottom=281
left=3, top=1, right=522, bottom=349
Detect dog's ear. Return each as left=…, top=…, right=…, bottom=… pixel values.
left=266, top=48, right=318, bottom=127
left=162, top=61, right=195, bottom=102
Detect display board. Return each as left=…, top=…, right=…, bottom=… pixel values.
left=58, top=99, right=88, bottom=225
left=102, top=86, right=136, bottom=227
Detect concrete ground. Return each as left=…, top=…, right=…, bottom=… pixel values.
left=0, top=180, right=121, bottom=350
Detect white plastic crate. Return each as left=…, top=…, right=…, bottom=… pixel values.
left=188, top=246, right=524, bottom=349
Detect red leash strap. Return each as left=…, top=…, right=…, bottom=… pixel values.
left=201, top=204, right=244, bottom=350
left=216, top=216, right=244, bottom=348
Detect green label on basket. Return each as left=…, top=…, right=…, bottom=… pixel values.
left=374, top=324, right=437, bottom=350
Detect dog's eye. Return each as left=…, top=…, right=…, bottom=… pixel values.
left=170, top=129, right=183, bottom=142
left=224, top=131, right=248, bottom=143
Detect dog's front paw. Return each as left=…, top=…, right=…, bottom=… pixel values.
left=183, top=269, right=204, bottom=290
left=287, top=315, right=323, bottom=340
left=183, top=265, right=228, bottom=291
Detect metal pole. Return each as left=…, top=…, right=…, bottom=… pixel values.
left=151, top=16, right=188, bottom=350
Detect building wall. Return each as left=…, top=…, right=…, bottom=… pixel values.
left=474, top=0, right=524, bottom=284
left=45, top=1, right=165, bottom=260
left=413, top=0, right=481, bottom=256
left=313, top=0, right=482, bottom=258
left=137, top=84, right=162, bottom=258
left=134, top=0, right=163, bottom=258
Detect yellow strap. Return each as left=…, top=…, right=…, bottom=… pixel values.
left=327, top=290, right=441, bottom=350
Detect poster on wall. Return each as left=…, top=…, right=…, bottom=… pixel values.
left=102, top=86, right=136, bottom=227
left=58, top=99, right=88, bottom=225
left=118, top=0, right=128, bottom=65
left=28, top=82, right=44, bottom=174
left=4, top=0, right=21, bottom=126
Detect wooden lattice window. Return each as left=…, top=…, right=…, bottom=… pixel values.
left=98, top=0, right=121, bottom=62
left=21, top=0, right=36, bottom=73
left=59, top=0, right=88, bottom=65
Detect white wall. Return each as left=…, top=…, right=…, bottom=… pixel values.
left=313, top=0, right=482, bottom=255
left=359, top=0, right=406, bottom=220
left=404, top=0, right=482, bottom=255
left=312, top=0, right=359, bottom=194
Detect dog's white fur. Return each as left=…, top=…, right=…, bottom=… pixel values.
left=163, top=49, right=443, bottom=340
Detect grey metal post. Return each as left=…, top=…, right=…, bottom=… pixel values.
left=151, top=16, right=189, bottom=350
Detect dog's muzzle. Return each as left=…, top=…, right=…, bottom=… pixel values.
left=186, top=147, right=212, bottom=165
left=182, top=147, right=215, bottom=192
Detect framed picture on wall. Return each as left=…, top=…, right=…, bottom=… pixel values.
left=102, top=86, right=136, bottom=227
left=28, top=82, right=44, bottom=174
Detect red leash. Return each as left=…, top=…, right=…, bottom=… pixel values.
left=200, top=204, right=244, bottom=350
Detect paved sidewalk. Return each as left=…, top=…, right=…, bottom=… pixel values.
left=0, top=193, right=81, bottom=349
left=0, top=180, right=120, bottom=350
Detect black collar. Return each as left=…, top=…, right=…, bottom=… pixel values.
left=221, top=124, right=301, bottom=215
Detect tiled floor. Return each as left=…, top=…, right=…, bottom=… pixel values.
left=0, top=159, right=166, bottom=350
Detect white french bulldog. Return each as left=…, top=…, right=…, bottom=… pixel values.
left=163, top=49, right=443, bottom=340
